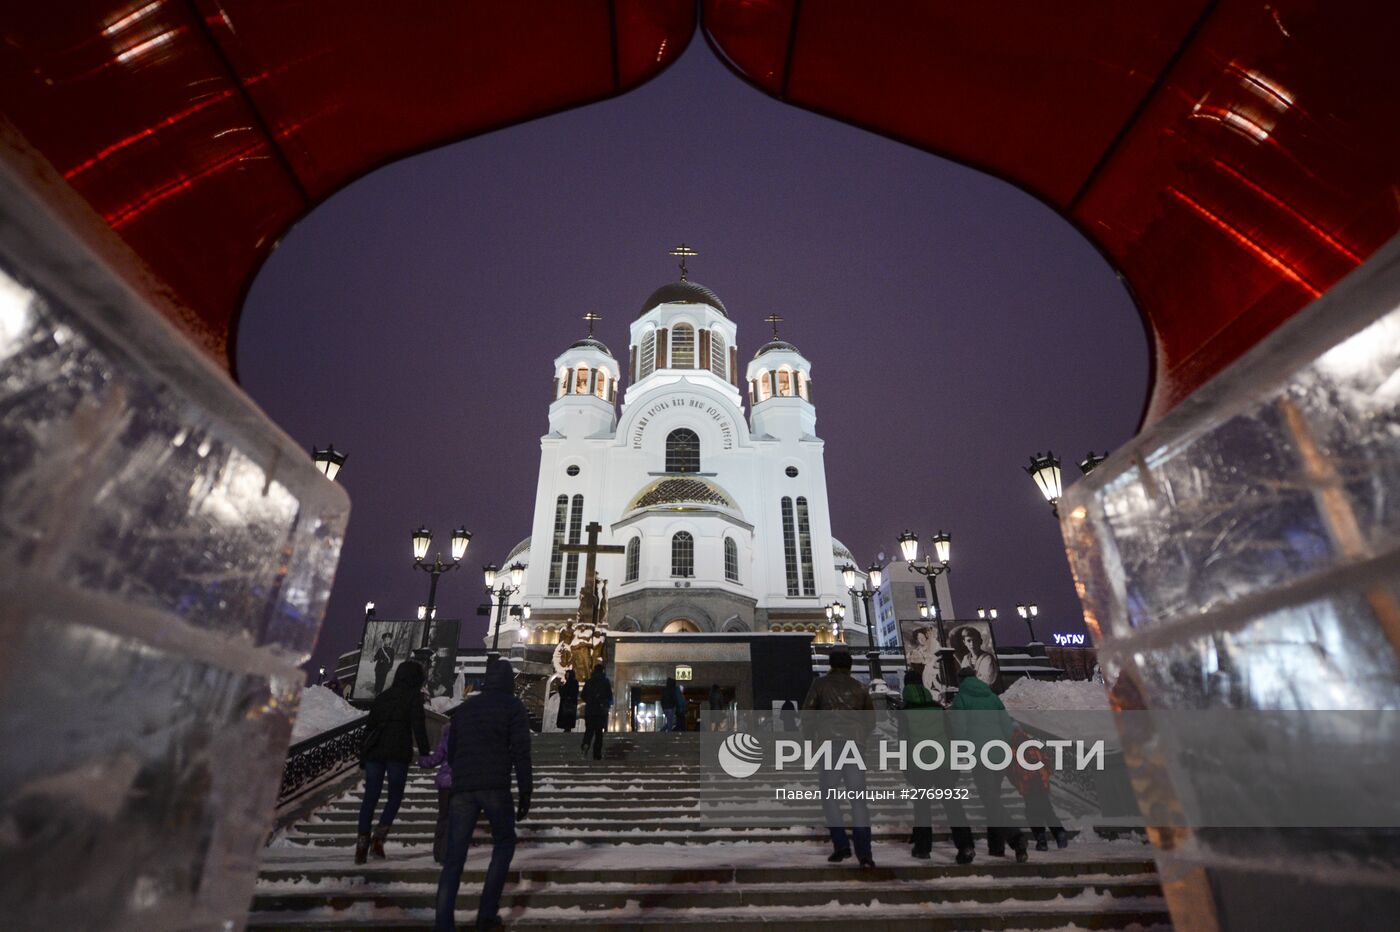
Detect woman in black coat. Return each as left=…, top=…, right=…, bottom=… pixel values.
left=556, top=669, right=580, bottom=732
left=356, top=660, right=431, bottom=863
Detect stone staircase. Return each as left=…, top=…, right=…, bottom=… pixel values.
left=251, top=733, right=1170, bottom=929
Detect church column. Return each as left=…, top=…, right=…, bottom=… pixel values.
left=730, top=347, right=739, bottom=387
left=699, top=329, right=711, bottom=371
left=655, top=328, right=668, bottom=369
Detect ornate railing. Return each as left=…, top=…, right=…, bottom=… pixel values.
left=278, top=715, right=369, bottom=806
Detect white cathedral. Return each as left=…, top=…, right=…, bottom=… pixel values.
left=489, top=261, right=871, bottom=650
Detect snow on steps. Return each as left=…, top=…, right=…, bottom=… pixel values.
left=254, top=734, right=1169, bottom=929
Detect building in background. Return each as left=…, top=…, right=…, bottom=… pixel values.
left=870, top=555, right=955, bottom=647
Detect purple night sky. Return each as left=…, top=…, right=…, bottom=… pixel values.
left=237, top=42, right=1147, bottom=679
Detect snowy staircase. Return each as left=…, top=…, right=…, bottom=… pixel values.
left=251, top=733, right=1170, bottom=929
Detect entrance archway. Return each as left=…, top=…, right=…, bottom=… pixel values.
left=661, top=618, right=700, bottom=633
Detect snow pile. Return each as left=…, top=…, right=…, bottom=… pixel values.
left=291, top=685, right=365, bottom=742
left=1000, top=678, right=1110, bottom=712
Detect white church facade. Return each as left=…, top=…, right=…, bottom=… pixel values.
left=489, top=265, right=872, bottom=650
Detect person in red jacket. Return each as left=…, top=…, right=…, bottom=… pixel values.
left=1009, top=727, right=1068, bottom=850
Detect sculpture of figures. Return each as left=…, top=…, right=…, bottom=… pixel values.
left=597, top=579, right=609, bottom=631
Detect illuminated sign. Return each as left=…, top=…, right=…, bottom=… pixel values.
left=675, top=665, right=693, bottom=681
left=1052, top=633, right=1088, bottom=646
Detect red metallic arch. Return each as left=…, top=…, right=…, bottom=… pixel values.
left=3, top=1, right=1397, bottom=422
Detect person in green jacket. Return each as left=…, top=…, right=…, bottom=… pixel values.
left=949, top=669, right=1028, bottom=861
left=899, top=670, right=975, bottom=862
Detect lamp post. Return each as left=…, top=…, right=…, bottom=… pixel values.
left=1025, top=450, right=1110, bottom=516
left=901, top=530, right=957, bottom=696
left=312, top=443, right=347, bottom=480
left=485, top=561, right=525, bottom=658
left=824, top=602, right=845, bottom=643
left=411, top=524, right=469, bottom=650
left=317, top=666, right=325, bottom=685
left=1016, top=602, right=1040, bottom=642
left=842, top=561, right=885, bottom=687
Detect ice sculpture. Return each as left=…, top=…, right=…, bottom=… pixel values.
left=1061, top=236, right=1400, bottom=929
left=0, top=144, right=348, bottom=927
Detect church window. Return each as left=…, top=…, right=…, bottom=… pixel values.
left=796, top=497, right=816, bottom=595
left=574, top=366, right=590, bottom=394
left=778, top=368, right=792, bottom=397
left=640, top=330, right=656, bottom=377
left=566, top=464, right=580, bottom=477
left=595, top=370, right=609, bottom=399
left=547, top=495, right=568, bottom=595
left=756, top=371, right=772, bottom=401
left=785, top=466, right=799, bottom=478
left=558, top=368, right=569, bottom=398
left=724, top=537, right=739, bottom=583
left=625, top=537, right=640, bottom=582
left=671, top=323, right=695, bottom=368
left=796, top=371, right=807, bottom=399
left=563, top=494, right=584, bottom=596
left=781, top=497, right=800, bottom=596
left=710, top=331, right=727, bottom=379
left=671, top=531, right=694, bottom=577
left=665, top=428, right=700, bottom=473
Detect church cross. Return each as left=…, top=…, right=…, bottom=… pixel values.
left=560, top=521, right=626, bottom=592
left=764, top=313, right=784, bottom=338
left=582, top=311, right=603, bottom=337
left=669, top=243, right=698, bottom=281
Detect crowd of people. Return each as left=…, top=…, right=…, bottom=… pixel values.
left=349, top=650, right=1067, bottom=929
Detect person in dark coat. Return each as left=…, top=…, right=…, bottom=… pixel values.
left=580, top=667, right=613, bottom=760
left=659, top=675, right=678, bottom=732
left=779, top=699, right=799, bottom=732
left=708, top=684, right=725, bottom=731
left=802, top=651, right=876, bottom=868
left=356, top=660, right=431, bottom=863
left=556, top=670, right=579, bottom=733
left=899, top=668, right=975, bottom=862
left=434, top=658, right=532, bottom=932
left=949, top=668, right=1028, bottom=861
left=672, top=679, right=689, bottom=732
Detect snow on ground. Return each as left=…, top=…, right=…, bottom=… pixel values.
left=1000, top=678, right=1111, bottom=712
left=291, top=686, right=366, bottom=742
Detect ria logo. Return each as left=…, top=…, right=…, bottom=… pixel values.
left=717, top=732, right=764, bottom=779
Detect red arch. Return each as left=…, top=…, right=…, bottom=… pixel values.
left=3, top=0, right=1397, bottom=422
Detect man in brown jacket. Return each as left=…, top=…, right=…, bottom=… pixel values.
left=801, top=651, right=876, bottom=867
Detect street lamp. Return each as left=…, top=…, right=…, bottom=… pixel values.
left=412, top=524, right=470, bottom=645
left=1025, top=452, right=1064, bottom=516
left=312, top=443, right=347, bottom=480
left=901, top=529, right=957, bottom=696
left=364, top=601, right=376, bottom=618
left=976, top=607, right=998, bottom=621
left=317, top=666, right=325, bottom=685
left=1079, top=452, right=1108, bottom=475
left=1016, top=602, right=1040, bottom=642
left=486, top=561, right=525, bottom=657
left=842, top=561, right=886, bottom=687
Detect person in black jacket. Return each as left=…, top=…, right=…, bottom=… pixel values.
left=556, top=669, right=579, bottom=733
left=434, top=658, right=532, bottom=932
left=356, top=660, right=431, bottom=863
left=580, top=667, right=613, bottom=760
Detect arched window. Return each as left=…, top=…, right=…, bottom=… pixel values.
left=574, top=365, right=590, bottom=395
left=563, top=494, right=584, bottom=596
left=665, top=428, right=700, bottom=473
left=671, top=532, right=694, bottom=577
left=625, top=537, right=640, bottom=583
left=547, top=495, right=568, bottom=595
left=756, top=370, right=772, bottom=401
left=724, top=537, right=739, bottom=583
left=595, top=369, right=609, bottom=399
left=557, top=367, right=569, bottom=398
left=671, top=323, right=695, bottom=368
left=778, top=367, right=793, bottom=397
left=796, top=497, right=816, bottom=595
left=640, top=329, right=656, bottom=377
left=710, top=331, right=727, bottom=379
left=781, top=497, right=800, bottom=596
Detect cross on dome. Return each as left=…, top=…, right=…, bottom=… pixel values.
left=668, top=243, right=698, bottom=281
left=764, top=313, right=784, bottom=338
left=582, top=311, right=603, bottom=336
